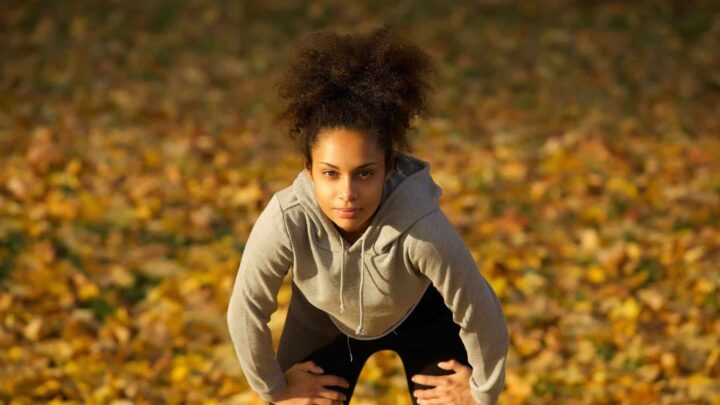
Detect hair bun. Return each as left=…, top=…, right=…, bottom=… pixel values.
left=275, top=24, right=435, bottom=161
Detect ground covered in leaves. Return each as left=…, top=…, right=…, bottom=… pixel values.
left=1, top=1, right=719, bottom=404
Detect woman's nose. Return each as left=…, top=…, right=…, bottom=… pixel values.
left=340, top=178, right=357, bottom=201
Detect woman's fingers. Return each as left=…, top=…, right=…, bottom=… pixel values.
left=413, top=385, right=446, bottom=399
left=411, top=373, right=449, bottom=387
left=317, top=388, right=347, bottom=401
left=437, top=359, right=466, bottom=373
left=289, top=361, right=349, bottom=403
left=312, top=398, right=343, bottom=405
left=311, top=399, right=343, bottom=405
left=317, top=374, right=350, bottom=388
left=315, top=375, right=349, bottom=402
left=298, top=360, right=324, bottom=374
left=415, top=398, right=446, bottom=405
left=296, top=361, right=348, bottom=388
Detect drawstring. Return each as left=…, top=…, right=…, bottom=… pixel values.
left=334, top=234, right=398, bottom=361
left=339, top=239, right=346, bottom=314
left=347, top=336, right=353, bottom=362
left=356, top=238, right=365, bottom=336
left=338, top=236, right=366, bottom=338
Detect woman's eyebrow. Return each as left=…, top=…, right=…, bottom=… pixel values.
left=318, top=161, right=378, bottom=169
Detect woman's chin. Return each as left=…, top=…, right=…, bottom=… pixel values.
left=332, top=219, right=365, bottom=234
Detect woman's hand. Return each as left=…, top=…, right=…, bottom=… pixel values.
left=273, top=361, right=350, bottom=405
left=410, top=360, right=474, bottom=405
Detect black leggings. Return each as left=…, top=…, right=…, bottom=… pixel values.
left=275, top=283, right=470, bottom=404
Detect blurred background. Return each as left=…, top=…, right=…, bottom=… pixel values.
left=1, top=0, right=719, bottom=403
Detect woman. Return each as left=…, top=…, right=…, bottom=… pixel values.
left=227, top=24, right=508, bottom=405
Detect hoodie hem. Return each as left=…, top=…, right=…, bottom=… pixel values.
left=328, top=281, right=432, bottom=341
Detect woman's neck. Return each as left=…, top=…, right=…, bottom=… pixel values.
left=339, top=230, right=361, bottom=246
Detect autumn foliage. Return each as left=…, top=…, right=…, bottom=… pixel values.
left=1, top=1, right=719, bottom=404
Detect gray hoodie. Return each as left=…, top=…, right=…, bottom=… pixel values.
left=227, top=152, right=508, bottom=404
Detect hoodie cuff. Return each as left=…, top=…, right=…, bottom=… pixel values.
left=469, top=376, right=500, bottom=405
left=256, top=374, right=287, bottom=403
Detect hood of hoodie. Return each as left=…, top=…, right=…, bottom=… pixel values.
left=284, top=151, right=442, bottom=337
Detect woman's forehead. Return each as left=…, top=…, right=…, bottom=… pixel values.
left=313, top=129, right=384, bottom=156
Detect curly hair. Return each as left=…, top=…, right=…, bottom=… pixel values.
left=274, top=24, right=436, bottom=168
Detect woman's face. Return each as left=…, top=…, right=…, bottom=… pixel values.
left=306, top=127, right=391, bottom=244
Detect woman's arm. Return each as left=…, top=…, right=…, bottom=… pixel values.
left=406, top=209, right=509, bottom=405
left=227, top=194, right=294, bottom=401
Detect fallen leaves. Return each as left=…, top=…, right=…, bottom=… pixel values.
left=2, top=1, right=720, bottom=404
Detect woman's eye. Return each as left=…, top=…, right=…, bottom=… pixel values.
left=321, top=170, right=372, bottom=178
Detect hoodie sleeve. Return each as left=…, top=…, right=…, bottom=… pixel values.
left=227, top=194, right=294, bottom=402
left=406, top=209, right=509, bottom=405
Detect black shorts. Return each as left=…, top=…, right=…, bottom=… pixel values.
left=275, top=282, right=470, bottom=404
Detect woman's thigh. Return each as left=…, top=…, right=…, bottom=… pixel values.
left=276, top=282, right=341, bottom=370
left=275, top=283, right=372, bottom=404
left=392, top=286, right=470, bottom=400
left=276, top=283, right=470, bottom=404
left=297, top=334, right=374, bottom=404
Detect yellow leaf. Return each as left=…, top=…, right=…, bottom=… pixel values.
left=277, top=282, right=292, bottom=306
left=180, top=277, right=202, bottom=295
left=32, top=379, right=61, bottom=396
left=687, top=373, right=715, bottom=400
left=499, top=161, right=527, bottom=181
left=626, top=243, right=641, bottom=260
left=606, top=176, right=638, bottom=199
left=610, top=297, right=641, bottom=320
left=111, top=325, right=130, bottom=346
left=108, top=265, right=134, bottom=287
left=579, top=228, right=600, bottom=252
left=586, top=265, right=606, bottom=284
left=78, top=191, right=105, bottom=221
left=705, top=347, right=720, bottom=374
left=6, top=176, right=30, bottom=199
left=580, top=204, right=607, bottom=224
left=530, top=180, right=549, bottom=200
left=133, top=203, right=153, bottom=221
left=575, top=339, right=596, bottom=364
left=46, top=189, right=79, bottom=220
left=683, top=246, right=705, bottom=264
left=513, top=332, right=542, bottom=357
left=637, top=288, right=664, bottom=311
left=506, top=257, right=524, bottom=272
left=78, top=283, right=100, bottom=300
left=8, top=346, right=24, bottom=360
left=488, top=276, right=507, bottom=297
left=431, top=172, right=462, bottom=195
left=515, top=272, right=546, bottom=295
left=23, top=318, right=43, bottom=341
left=660, top=352, right=677, bottom=374
left=171, top=364, right=189, bottom=382
left=592, top=369, right=607, bottom=384
left=637, top=364, right=661, bottom=382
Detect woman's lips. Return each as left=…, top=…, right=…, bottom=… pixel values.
left=336, top=208, right=361, bottom=219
